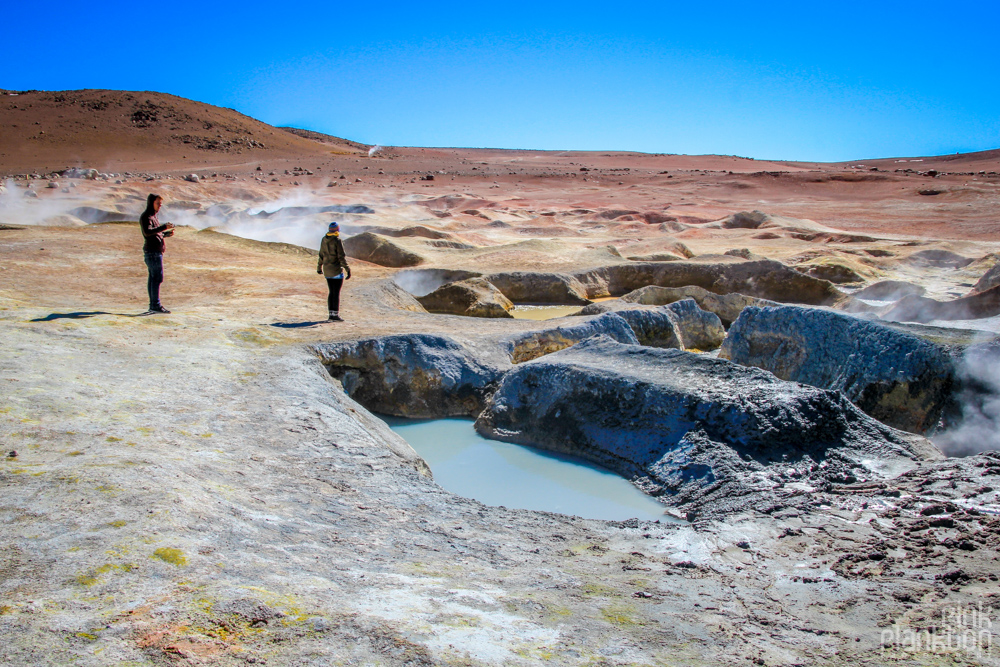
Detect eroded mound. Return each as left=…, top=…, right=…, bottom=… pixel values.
left=475, top=336, right=940, bottom=519
left=721, top=305, right=960, bottom=433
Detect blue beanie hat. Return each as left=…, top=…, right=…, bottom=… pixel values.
left=329, top=221, right=340, bottom=231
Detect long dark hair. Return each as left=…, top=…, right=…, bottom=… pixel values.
left=142, top=193, right=162, bottom=219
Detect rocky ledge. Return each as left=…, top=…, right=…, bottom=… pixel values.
left=475, top=336, right=941, bottom=520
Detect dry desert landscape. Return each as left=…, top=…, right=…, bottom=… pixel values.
left=2, top=88, right=1000, bottom=666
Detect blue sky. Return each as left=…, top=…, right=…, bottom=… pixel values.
left=3, top=1, right=997, bottom=161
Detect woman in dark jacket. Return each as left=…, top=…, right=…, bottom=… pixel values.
left=317, top=221, right=351, bottom=322
left=139, top=193, right=174, bottom=313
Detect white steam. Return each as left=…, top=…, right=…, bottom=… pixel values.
left=368, top=145, right=383, bottom=158
left=934, top=343, right=1000, bottom=456
left=0, top=179, right=92, bottom=226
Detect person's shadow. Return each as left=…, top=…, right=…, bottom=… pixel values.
left=269, top=321, right=328, bottom=328
left=30, top=311, right=164, bottom=321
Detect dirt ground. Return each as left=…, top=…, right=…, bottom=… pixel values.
left=2, top=88, right=1000, bottom=666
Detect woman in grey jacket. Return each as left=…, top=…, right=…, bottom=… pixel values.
left=317, top=221, right=351, bottom=321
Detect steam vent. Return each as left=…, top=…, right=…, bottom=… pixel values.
left=2, top=88, right=1000, bottom=665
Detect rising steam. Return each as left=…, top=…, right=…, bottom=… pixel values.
left=934, top=342, right=1000, bottom=456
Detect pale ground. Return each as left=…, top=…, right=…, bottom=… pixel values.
left=1, top=171, right=1000, bottom=666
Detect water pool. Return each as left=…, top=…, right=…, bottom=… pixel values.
left=382, top=416, right=668, bottom=522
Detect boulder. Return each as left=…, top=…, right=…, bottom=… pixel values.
left=906, top=249, right=974, bottom=269
left=720, top=305, right=956, bottom=433
left=883, top=286, right=1000, bottom=323
left=475, top=336, right=940, bottom=518
left=393, top=268, right=482, bottom=297
left=607, top=307, right=682, bottom=348
left=617, top=285, right=777, bottom=326
left=710, top=210, right=830, bottom=233
left=970, top=260, right=1000, bottom=295
left=417, top=278, right=514, bottom=318
left=795, top=260, right=866, bottom=284
left=571, top=300, right=722, bottom=350
left=68, top=207, right=134, bottom=224
left=61, top=167, right=98, bottom=179
left=717, top=210, right=770, bottom=229
left=625, top=253, right=683, bottom=262
left=658, top=299, right=725, bottom=350
left=853, top=280, right=926, bottom=301
left=573, top=260, right=842, bottom=306
left=313, top=334, right=502, bottom=418
left=184, top=174, right=200, bottom=183
left=343, top=232, right=425, bottom=267
left=485, top=271, right=590, bottom=305
left=504, top=312, right=638, bottom=364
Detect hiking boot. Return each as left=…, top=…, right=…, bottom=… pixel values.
left=150, top=305, right=171, bottom=314
left=328, top=315, right=344, bottom=322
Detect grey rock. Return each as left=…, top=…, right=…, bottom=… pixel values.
left=883, top=286, right=1000, bottom=323
left=393, top=268, right=482, bottom=297
left=660, top=299, right=725, bottom=350
left=907, top=249, right=974, bottom=269
left=969, top=258, right=1000, bottom=294
left=853, top=280, right=926, bottom=301
left=619, top=285, right=777, bottom=326
left=504, top=312, right=638, bottom=364
left=417, top=278, right=514, bottom=318
left=795, top=261, right=865, bottom=284
left=184, top=174, right=200, bottom=183
left=313, top=334, right=502, bottom=418
left=68, top=206, right=133, bottom=224
left=485, top=271, right=590, bottom=305
left=343, top=232, right=425, bottom=267
left=607, top=307, right=682, bottom=348
left=475, top=336, right=939, bottom=518
left=61, top=167, right=98, bottom=179
left=720, top=305, right=956, bottom=433
left=585, top=300, right=724, bottom=350
left=573, top=260, right=842, bottom=306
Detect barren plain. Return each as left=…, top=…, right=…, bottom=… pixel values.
left=2, top=89, right=1000, bottom=666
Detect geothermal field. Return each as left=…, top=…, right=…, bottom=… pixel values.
left=2, top=89, right=1000, bottom=665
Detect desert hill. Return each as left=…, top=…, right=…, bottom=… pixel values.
left=0, top=88, right=368, bottom=174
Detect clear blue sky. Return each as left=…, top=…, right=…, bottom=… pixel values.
left=4, top=1, right=998, bottom=161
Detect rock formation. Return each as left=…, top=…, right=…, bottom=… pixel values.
left=476, top=336, right=941, bottom=518
left=573, top=260, right=843, bottom=305
left=615, top=284, right=777, bottom=326
left=417, top=277, right=514, bottom=318
left=313, top=334, right=502, bottom=417
left=504, top=312, right=638, bottom=363
left=577, top=299, right=725, bottom=350
left=883, top=285, right=1000, bottom=323
left=485, top=271, right=591, bottom=304
left=343, top=232, right=425, bottom=267
left=720, top=305, right=957, bottom=433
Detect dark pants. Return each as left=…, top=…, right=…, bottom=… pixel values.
left=326, top=277, right=343, bottom=313
left=144, top=251, right=163, bottom=309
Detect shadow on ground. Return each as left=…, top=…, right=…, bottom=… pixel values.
left=30, top=311, right=164, bottom=321
left=270, top=320, right=328, bottom=328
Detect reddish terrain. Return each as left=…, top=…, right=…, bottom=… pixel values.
left=3, top=88, right=998, bottom=241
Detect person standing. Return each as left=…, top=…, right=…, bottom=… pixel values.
left=317, top=221, right=351, bottom=322
left=139, top=193, right=174, bottom=314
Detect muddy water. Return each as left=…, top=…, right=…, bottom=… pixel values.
left=509, top=305, right=583, bottom=320
left=382, top=417, right=669, bottom=521
left=509, top=297, right=617, bottom=321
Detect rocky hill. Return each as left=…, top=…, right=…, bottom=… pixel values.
left=0, top=88, right=367, bottom=174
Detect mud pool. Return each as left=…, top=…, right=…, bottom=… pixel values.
left=509, top=304, right=583, bottom=320
left=381, top=416, right=670, bottom=521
